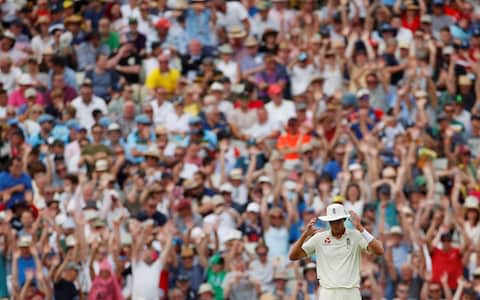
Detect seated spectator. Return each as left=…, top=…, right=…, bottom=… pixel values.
left=0, top=157, right=33, bottom=209
left=8, top=74, right=44, bottom=108
left=145, top=52, right=180, bottom=96
left=84, top=53, right=121, bottom=102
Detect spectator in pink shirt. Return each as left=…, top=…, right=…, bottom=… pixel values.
left=8, top=74, right=45, bottom=108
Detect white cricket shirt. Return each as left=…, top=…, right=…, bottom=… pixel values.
left=302, top=229, right=368, bottom=289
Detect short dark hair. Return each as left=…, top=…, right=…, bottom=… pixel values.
left=51, top=55, right=66, bottom=68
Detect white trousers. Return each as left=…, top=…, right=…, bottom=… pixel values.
left=318, top=287, right=361, bottom=300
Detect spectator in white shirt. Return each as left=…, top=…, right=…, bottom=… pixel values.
left=213, top=0, right=250, bottom=38
left=165, top=97, right=190, bottom=138
left=150, top=87, right=174, bottom=125
left=265, top=84, right=295, bottom=126
left=244, top=106, right=281, bottom=142
left=268, top=0, right=295, bottom=36
left=250, top=2, right=277, bottom=40
left=0, top=55, right=21, bottom=93
left=70, top=78, right=107, bottom=131
left=288, top=52, right=316, bottom=97
left=121, top=0, right=140, bottom=21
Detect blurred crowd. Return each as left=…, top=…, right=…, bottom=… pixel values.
left=3, top=0, right=480, bottom=300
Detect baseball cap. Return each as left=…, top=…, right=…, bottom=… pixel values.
left=258, top=175, right=272, bottom=184
left=38, top=114, right=54, bottom=124
left=378, top=184, right=391, bottom=195
left=224, top=229, right=242, bottom=243
left=177, top=272, right=190, bottom=281
left=198, top=283, right=213, bottom=294
left=420, top=15, right=432, bottom=24
left=219, top=183, right=233, bottom=193
left=268, top=84, right=283, bottom=95
left=209, top=82, right=224, bottom=92
left=246, top=202, right=260, bottom=213
left=108, top=123, right=121, bottom=131
left=304, top=262, right=316, bottom=271
left=356, top=88, right=370, bottom=99
left=155, top=18, right=170, bottom=30
left=188, top=116, right=202, bottom=125
left=65, top=119, right=80, bottom=130
left=24, top=88, right=37, bottom=98
left=135, top=114, right=152, bottom=125
left=389, top=226, right=403, bottom=235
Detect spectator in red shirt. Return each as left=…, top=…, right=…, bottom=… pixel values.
left=427, top=230, right=463, bottom=290
left=401, top=4, right=421, bottom=32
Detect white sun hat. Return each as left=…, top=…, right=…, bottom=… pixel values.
left=318, top=203, right=350, bottom=222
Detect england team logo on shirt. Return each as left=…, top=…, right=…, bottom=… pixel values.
left=324, top=237, right=331, bottom=244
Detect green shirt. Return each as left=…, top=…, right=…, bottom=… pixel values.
left=102, top=32, right=120, bottom=52
left=207, top=268, right=226, bottom=300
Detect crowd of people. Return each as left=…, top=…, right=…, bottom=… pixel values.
left=2, top=0, right=480, bottom=299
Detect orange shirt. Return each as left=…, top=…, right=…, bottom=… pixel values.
left=277, top=133, right=311, bottom=160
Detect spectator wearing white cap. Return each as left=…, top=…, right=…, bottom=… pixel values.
left=198, top=282, right=214, bottom=300
left=239, top=202, right=262, bottom=243
left=216, top=44, right=240, bottom=83
left=228, top=168, right=248, bottom=206
left=0, top=31, right=26, bottom=64
left=209, top=82, right=234, bottom=117
left=8, top=74, right=44, bottom=108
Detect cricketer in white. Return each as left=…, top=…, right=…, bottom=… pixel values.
left=288, top=203, right=384, bottom=300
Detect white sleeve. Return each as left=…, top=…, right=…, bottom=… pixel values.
left=301, top=234, right=320, bottom=256
left=234, top=2, right=248, bottom=21
left=355, top=230, right=369, bottom=252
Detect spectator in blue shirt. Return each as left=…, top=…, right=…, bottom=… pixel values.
left=84, top=53, right=121, bottom=102
left=185, top=4, right=215, bottom=49
left=28, top=114, right=55, bottom=148
left=0, top=157, right=33, bottom=209
left=322, top=144, right=345, bottom=180
left=48, top=56, right=78, bottom=91
left=126, top=114, right=155, bottom=164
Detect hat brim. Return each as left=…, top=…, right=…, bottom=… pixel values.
left=318, top=214, right=350, bottom=222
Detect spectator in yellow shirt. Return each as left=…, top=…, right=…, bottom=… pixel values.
left=145, top=53, right=180, bottom=96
